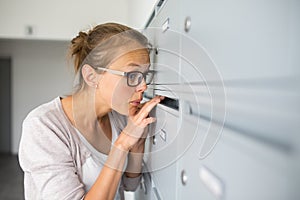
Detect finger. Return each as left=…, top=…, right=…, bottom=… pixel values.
left=143, top=95, right=165, bottom=109
left=142, top=117, right=156, bottom=125
left=129, top=100, right=148, bottom=116
left=138, top=96, right=162, bottom=118
left=159, top=96, right=165, bottom=101
left=137, top=96, right=164, bottom=113
left=137, top=96, right=160, bottom=121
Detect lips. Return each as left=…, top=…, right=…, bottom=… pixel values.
left=129, top=99, right=142, bottom=106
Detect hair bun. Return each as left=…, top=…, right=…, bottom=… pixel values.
left=70, top=31, right=88, bottom=56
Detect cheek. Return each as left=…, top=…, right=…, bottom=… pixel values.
left=114, top=85, right=133, bottom=100
left=111, top=79, right=135, bottom=113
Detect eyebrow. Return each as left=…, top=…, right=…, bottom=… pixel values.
left=126, top=62, right=140, bottom=67
left=126, top=62, right=150, bottom=68
left=123, top=63, right=151, bottom=73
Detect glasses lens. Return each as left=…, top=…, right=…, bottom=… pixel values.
left=127, top=71, right=154, bottom=87
left=128, top=72, right=143, bottom=86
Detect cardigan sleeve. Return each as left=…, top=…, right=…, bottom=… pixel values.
left=19, top=116, right=85, bottom=200
left=122, top=173, right=142, bottom=191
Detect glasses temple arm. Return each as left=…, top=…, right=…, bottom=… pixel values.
left=96, top=67, right=125, bottom=76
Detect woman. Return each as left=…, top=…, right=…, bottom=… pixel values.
left=19, top=22, right=163, bottom=200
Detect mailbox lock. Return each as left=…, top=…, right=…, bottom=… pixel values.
left=152, top=135, right=157, bottom=145
left=184, top=16, right=191, bottom=32
left=181, top=170, right=188, bottom=185
left=155, top=47, right=159, bottom=55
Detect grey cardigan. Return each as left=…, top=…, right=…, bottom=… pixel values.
left=19, top=97, right=141, bottom=200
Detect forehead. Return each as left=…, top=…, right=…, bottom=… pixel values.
left=110, top=49, right=150, bottom=70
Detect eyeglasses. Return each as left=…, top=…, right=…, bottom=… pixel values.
left=95, top=67, right=155, bottom=87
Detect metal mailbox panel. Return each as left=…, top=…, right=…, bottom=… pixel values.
left=145, top=104, right=180, bottom=200
left=176, top=115, right=218, bottom=200
left=179, top=0, right=300, bottom=81
left=178, top=0, right=299, bottom=160
left=177, top=114, right=297, bottom=200
left=149, top=0, right=181, bottom=98
left=138, top=0, right=300, bottom=199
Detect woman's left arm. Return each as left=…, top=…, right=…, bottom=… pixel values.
left=122, top=137, right=146, bottom=191
left=125, top=138, right=146, bottom=178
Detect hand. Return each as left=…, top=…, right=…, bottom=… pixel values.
left=122, top=95, right=164, bottom=150
left=129, top=128, right=147, bottom=153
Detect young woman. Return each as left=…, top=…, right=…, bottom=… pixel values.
left=19, top=22, right=163, bottom=200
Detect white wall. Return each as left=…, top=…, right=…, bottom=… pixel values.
left=0, top=0, right=129, bottom=40
left=127, top=0, right=157, bottom=29
left=0, top=39, right=74, bottom=154
left=0, top=0, right=157, bottom=40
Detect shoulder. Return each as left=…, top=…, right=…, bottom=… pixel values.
left=23, top=97, right=72, bottom=133
left=24, top=97, right=62, bottom=123
left=19, top=97, right=78, bottom=169
left=21, top=97, right=75, bottom=152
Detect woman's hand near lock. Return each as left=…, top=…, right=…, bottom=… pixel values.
left=118, top=95, right=164, bottom=151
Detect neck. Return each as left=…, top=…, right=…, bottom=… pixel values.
left=61, top=94, right=113, bottom=154
left=76, top=87, right=112, bottom=119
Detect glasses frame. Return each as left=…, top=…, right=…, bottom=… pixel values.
left=95, top=67, right=155, bottom=87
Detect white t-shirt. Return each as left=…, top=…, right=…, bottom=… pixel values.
left=19, top=97, right=141, bottom=200
left=76, top=111, right=128, bottom=199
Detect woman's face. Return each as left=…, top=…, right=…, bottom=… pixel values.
left=97, top=48, right=150, bottom=115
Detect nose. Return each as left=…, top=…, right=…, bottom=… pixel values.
left=135, top=79, right=147, bottom=92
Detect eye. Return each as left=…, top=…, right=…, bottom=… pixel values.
left=129, top=73, right=138, bottom=80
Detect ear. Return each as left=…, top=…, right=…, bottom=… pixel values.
left=81, top=64, right=98, bottom=88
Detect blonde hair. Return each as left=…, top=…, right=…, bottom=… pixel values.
left=69, top=22, right=150, bottom=90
